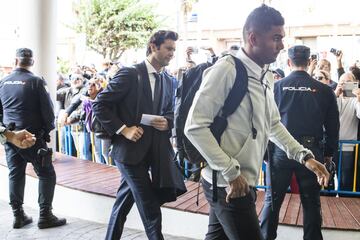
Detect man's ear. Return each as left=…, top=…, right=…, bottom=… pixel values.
left=30, top=59, right=34, bottom=66
left=287, top=59, right=291, bottom=68
left=248, top=32, right=257, bottom=47
left=149, top=43, right=157, bottom=54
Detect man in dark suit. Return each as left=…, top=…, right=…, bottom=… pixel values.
left=92, top=30, right=186, bottom=240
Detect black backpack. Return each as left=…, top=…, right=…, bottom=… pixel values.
left=174, top=55, right=249, bottom=178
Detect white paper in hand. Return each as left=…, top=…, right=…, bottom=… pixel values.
left=140, top=114, right=161, bottom=126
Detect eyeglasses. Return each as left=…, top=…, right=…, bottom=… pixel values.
left=315, top=76, right=324, bottom=81
left=71, top=77, right=82, bottom=81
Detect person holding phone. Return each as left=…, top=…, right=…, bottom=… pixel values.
left=334, top=72, right=360, bottom=196
left=314, top=69, right=338, bottom=90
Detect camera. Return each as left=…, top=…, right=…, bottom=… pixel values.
left=330, top=48, right=341, bottom=57
left=343, top=82, right=358, bottom=97
left=310, top=53, right=318, bottom=61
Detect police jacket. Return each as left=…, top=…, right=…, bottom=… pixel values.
left=273, top=70, right=339, bottom=157
left=0, top=68, right=55, bottom=134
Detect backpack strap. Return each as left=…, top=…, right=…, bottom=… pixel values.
left=210, top=55, right=248, bottom=143
left=221, top=56, right=249, bottom=118
left=209, top=55, right=249, bottom=202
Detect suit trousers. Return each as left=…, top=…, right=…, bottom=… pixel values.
left=202, top=179, right=263, bottom=240
left=5, top=141, right=56, bottom=209
left=259, top=148, right=323, bottom=240
left=105, top=160, right=164, bottom=240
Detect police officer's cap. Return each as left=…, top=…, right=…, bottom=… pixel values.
left=288, top=45, right=310, bottom=61
left=16, top=48, right=33, bottom=58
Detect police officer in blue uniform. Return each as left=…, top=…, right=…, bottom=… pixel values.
left=0, top=48, right=66, bottom=229
left=259, top=45, right=339, bottom=240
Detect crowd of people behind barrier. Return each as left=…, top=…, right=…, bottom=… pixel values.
left=1, top=4, right=360, bottom=240
left=56, top=60, right=119, bottom=164
left=55, top=39, right=360, bottom=198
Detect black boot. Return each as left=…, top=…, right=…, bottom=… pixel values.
left=38, top=207, right=66, bottom=229
left=12, top=206, right=33, bottom=229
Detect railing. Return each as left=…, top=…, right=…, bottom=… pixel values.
left=254, top=140, right=360, bottom=196
left=56, top=123, right=113, bottom=166
left=58, top=126, right=360, bottom=196
left=326, top=140, right=360, bottom=196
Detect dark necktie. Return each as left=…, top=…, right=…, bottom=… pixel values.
left=153, top=73, right=162, bottom=114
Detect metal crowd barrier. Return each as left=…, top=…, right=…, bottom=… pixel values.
left=56, top=123, right=113, bottom=166
left=326, top=140, right=360, bottom=196
left=254, top=140, right=360, bottom=196
left=58, top=124, right=359, bottom=196
left=176, top=140, right=360, bottom=196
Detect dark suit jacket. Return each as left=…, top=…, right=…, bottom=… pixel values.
left=92, top=61, right=186, bottom=202
left=93, top=61, right=173, bottom=164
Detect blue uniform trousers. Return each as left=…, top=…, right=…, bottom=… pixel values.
left=5, top=140, right=56, bottom=209
left=260, top=148, right=323, bottom=240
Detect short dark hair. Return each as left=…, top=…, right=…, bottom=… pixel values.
left=243, top=4, right=284, bottom=42
left=146, top=30, right=178, bottom=56
left=350, top=66, right=360, bottom=81
left=16, top=48, right=34, bottom=67
left=291, top=58, right=309, bottom=67
left=288, top=45, right=310, bottom=67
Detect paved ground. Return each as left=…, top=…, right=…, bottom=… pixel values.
left=0, top=200, right=196, bottom=240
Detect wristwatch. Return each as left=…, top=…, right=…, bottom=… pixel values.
left=301, top=153, right=315, bottom=164
left=0, top=126, right=7, bottom=145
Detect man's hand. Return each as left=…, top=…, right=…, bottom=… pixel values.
left=308, top=59, right=317, bottom=76
left=151, top=117, right=169, bottom=131
left=121, top=126, right=144, bottom=142
left=226, top=175, right=249, bottom=203
left=304, top=158, right=330, bottom=187
left=353, top=88, right=360, bottom=102
left=5, top=130, right=36, bottom=149
left=186, top=47, right=194, bottom=61
left=334, top=83, right=343, bottom=97
left=58, top=112, right=69, bottom=126
left=201, top=46, right=215, bottom=56
left=336, top=50, right=343, bottom=63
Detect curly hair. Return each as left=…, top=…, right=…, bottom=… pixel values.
left=146, top=30, right=178, bottom=56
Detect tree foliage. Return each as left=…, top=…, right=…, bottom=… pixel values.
left=57, top=57, right=70, bottom=75
left=74, top=0, right=159, bottom=61
left=180, top=0, right=198, bottom=18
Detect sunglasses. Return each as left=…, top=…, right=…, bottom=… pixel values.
left=315, top=76, right=324, bottom=81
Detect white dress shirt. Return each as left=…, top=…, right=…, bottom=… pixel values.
left=116, top=60, right=161, bottom=134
